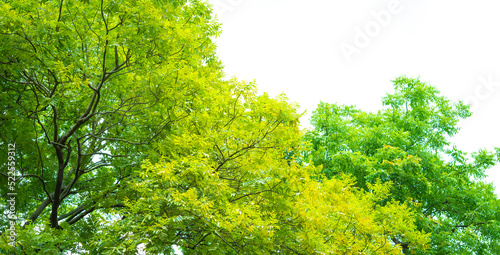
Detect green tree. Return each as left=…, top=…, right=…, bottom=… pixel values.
left=305, top=76, right=500, bottom=254
left=0, top=0, right=222, bottom=252
left=98, top=81, right=428, bottom=254
left=0, top=0, right=430, bottom=253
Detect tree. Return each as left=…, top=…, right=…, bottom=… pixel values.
left=305, top=76, right=500, bottom=254
left=0, top=0, right=222, bottom=252
left=93, top=80, right=428, bottom=254
left=0, top=0, right=430, bottom=253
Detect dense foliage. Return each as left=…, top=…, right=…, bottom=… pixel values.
left=97, top=80, right=428, bottom=254
left=305, top=76, right=500, bottom=254
left=0, top=0, right=495, bottom=254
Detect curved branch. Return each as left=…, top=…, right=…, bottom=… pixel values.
left=19, top=174, right=52, bottom=203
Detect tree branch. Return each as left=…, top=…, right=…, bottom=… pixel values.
left=19, top=174, right=52, bottom=203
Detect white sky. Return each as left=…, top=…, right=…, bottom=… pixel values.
left=207, top=0, right=500, bottom=194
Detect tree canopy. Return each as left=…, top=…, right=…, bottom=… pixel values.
left=0, top=0, right=496, bottom=254
left=305, top=76, right=500, bottom=254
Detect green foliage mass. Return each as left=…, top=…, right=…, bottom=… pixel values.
left=0, top=0, right=495, bottom=254
left=305, top=76, right=500, bottom=254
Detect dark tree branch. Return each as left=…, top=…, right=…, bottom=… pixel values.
left=213, top=231, right=239, bottom=254
left=50, top=141, right=72, bottom=229
left=68, top=207, right=95, bottom=225
left=229, top=180, right=282, bottom=203
left=19, top=174, right=52, bottom=203
left=451, top=221, right=491, bottom=233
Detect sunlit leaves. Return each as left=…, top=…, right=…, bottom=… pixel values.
left=0, top=0, right=435, bottom=253
left=1, top=0, right=222, bottom=253
left=102, top=78, right=430, bottom=254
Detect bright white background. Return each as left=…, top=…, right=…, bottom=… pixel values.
left=207, top=0, right=500, bottom=194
